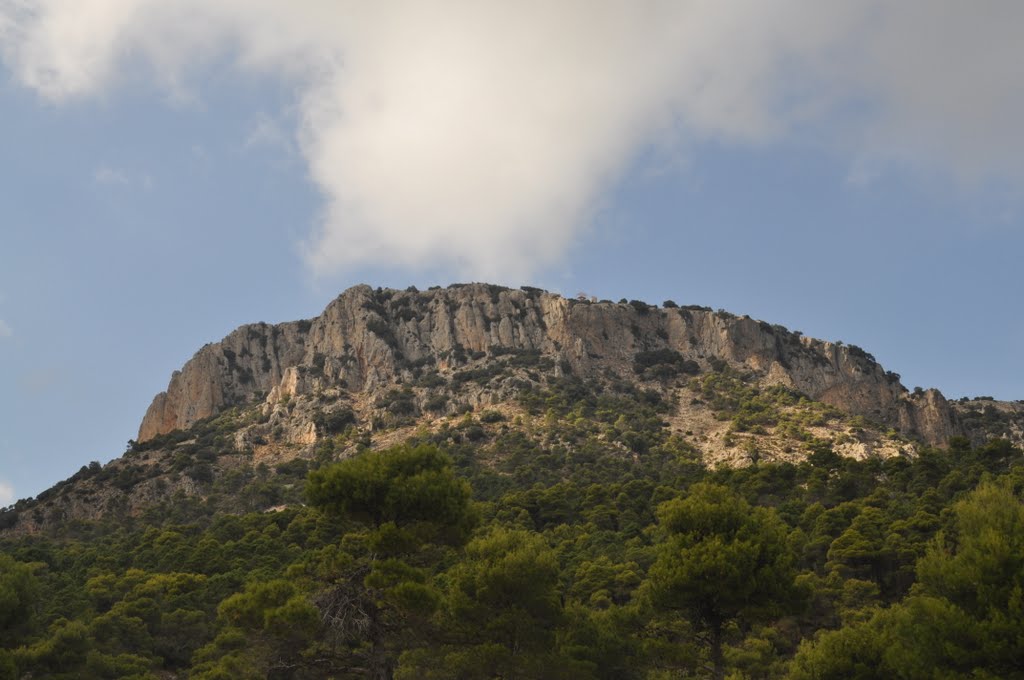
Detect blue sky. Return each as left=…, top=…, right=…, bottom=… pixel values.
left=1, top=2, right=1023, bottom=504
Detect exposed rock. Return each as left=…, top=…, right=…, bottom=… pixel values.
left=138, top=320, right=309, bottom=441
left=951, top=397, right=1024, bottom=445
left=139, top=283, right=962, bottom=446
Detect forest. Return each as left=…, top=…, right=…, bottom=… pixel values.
left=1, top=376, right=1023, bottom=679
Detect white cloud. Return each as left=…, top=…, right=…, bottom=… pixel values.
left=3, top=1, right=1024, bottom=279
left=0, top=479, right=14, bottom=506
left=0, top=319, right=12, bottom=338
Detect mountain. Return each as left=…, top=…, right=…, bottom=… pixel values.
left=138, top=283, right=960, bottom=446
left=4, top=284, right=1024, bottom=680
left=3, top=283, right=1023, bottom=534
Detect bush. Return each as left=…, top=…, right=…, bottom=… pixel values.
left=629, top=299, right=652, bottom=314
left=424, top=395, right=448, bottom=413
left=633, top=349, right=699, bottom=379
left=313, top=408, right=356, bottom=435
left=366, top=318, right=398, bottom=348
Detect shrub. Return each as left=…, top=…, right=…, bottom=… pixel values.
left=629, top=300, right=652, bottom=315
left=366, top=318, right=398, bottom=348
left=633, top=349, right=699, bottom=380
left=424, top=395, right=448, bottom=413
left=313, top=408, right=356, bottom=435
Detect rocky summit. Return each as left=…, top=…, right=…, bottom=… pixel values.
left=141, top=282, right=957, bottom=444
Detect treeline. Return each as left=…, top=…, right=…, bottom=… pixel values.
left=1, top=380, right=1023, bottom=678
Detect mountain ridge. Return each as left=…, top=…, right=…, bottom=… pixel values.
left=139, top=282, right=958, bottom=446
left=6, top=282, right=1024, bottom=535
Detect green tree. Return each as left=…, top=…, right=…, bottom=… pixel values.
left=190, top=579, right=320, bottom=679
left=397, top=528, right=586, bottom=679
left=0, top=555, right=39, bottom=646
left=790, top=480, right=1024, bottom=679
left=306, top=443, right=476, bottom=545
left=644, top=483, right=797, bottom=679
left=305, top=444, right=477, bottom=679
left=12, top=618, right=158, bottom=680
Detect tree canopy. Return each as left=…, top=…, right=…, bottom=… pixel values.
left=2, top=379, right=1024, bottom=679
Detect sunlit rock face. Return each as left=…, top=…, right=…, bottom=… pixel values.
left=138, top=283, right=960, bottom=446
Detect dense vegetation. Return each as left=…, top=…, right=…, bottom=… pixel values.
left=1, top=377, right=1023, bottom=679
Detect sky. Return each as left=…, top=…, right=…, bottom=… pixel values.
left=2, top=1, right=1024, bottom=505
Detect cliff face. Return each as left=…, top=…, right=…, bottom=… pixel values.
left=139, top=283, right=960, bottom=446
left=137, top=321, right=309, bottom=441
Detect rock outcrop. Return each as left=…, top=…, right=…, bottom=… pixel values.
left=139, top=283, right=962, bottom=446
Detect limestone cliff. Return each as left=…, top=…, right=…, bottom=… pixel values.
left=139, top=283, right=961, bottom=446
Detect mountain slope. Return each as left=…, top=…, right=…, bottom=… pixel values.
left=6, top=283, right=1022, bottom=535
left=3, top=285, right=1023, bottom=680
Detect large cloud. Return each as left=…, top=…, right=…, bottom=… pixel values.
left=3, top=1, right=1023, bottom=278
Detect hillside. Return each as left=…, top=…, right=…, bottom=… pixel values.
left=5, top=283, right=1023, bottom=534
left=1, top=284, right=1023, bottom=680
